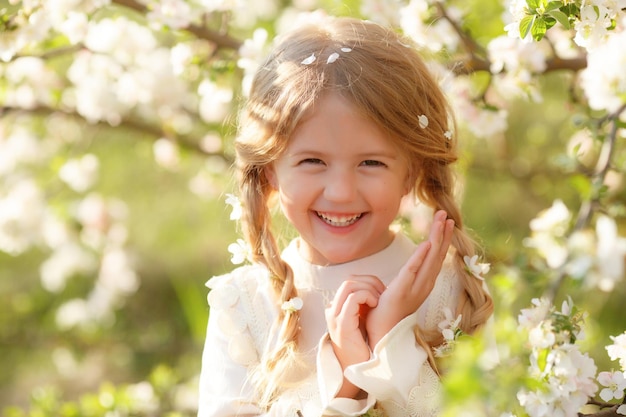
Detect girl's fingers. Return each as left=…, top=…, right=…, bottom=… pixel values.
left=400, top=240, right=431, bottom=277
left=329, top=276, right=385, bottom=317
left=337, top=290, right=380, bottom=320
left=424, top=210, right=454, bottom=265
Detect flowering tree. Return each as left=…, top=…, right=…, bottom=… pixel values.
left=1, top=0, right=625, bottom=416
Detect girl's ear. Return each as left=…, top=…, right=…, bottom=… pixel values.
left=264, top=164, right=278, bottom=189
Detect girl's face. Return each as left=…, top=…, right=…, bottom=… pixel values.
left=265, top=93, right=411, bottom=265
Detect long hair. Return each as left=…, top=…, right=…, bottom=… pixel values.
left=234, top=16, right=494, bottom=407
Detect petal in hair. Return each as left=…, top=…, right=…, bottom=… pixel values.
left=301, top=53, right=316, bottom=65
left=327, top=52, right=339, bottom=63
left=418, top=114, right=429, bottom=129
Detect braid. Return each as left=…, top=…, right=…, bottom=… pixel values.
left=419, top=163, right=494, bottom=339
left=238, top=164, right=304, bottom=408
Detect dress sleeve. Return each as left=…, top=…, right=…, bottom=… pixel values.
left=317, top=334, right=377, bottom=416
left=345, top=310, right=441, bottom=417
left=198, top=270, right=322, bottom=417
left=197, top=273, right=266, bottom=417
left=316, top=311, right=438, bottom=417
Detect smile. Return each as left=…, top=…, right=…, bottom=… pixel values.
left=316, top=212, right=363, bottom=227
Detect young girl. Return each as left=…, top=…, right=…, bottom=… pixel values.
left=198, top=16, right=494, bottom=417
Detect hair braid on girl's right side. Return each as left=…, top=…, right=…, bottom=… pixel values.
left=237, top=162, right=302, bottom=409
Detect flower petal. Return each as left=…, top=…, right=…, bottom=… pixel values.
left=418, top=114, right=429, bottom=129
left=301, top=53, right=316, bottom=65
left=326, top=52, right=339, bottom=63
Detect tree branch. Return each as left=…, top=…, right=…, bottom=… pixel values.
left=452, top=54, right=587, bottom=75
left=4, top=44, right=83, bottom=63
left=545, top=104, right=626, bottom=302
left=111, top=0, right=242, bottom=50
left=0, top=105, right=233, bottom=163
left=579, top=404, right=622, bottom=417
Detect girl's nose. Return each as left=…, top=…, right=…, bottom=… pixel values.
left=323, top=170, right=357, bottom=202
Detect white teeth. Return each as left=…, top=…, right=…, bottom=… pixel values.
left=317, top=212, right=362, bottom=227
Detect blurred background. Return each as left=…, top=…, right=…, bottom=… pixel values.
left=1, top=0, right=625, bottom=415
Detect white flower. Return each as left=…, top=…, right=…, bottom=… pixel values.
left=524, top=200, right=572, bottom=268
left=528, top=322, right=556, bottom=349
left=521, top=344, right=598, bottom=417
left=438, top=307, right=462, bottom=338
left=0, top=178, right=46, bottom=255
left=55, top=298, right=90, bottom=329
left=573, top=3, right=612, bottom=50
left=435, top=307, right=462, bottom=357
left=598, top=371, right=626, bottom=401
left=594, top=215, right=626, bottom=291
left=225, top=193, right=242, bottom=220
left=463, top=254, right=490, bottom=280
left=518, top=297, right=551, bottom=330
left=607, top=332, right=626, bottom=372
left=281, top=297, right=303, bottom=312
left=59, top=154, right=99, bottom=192
left=153, top=138, right=180, bottom=170
left=57, top=11, right=89, bottom=44
left=580, top=25, right=626, bottom=112
left=146, top=0, right=196, bottom=30
left=361, top=0, right=402, bottom=26
left=227, top=239, right=250, bottom=265
left=126, top=381, right=158, bottom=414
left=198, top=80, right=233, bottom=123
left=529, top=200, right=570, bottom=234
left=399, top=1, right=459, bottom=52
left=618, top=404, right=626, bottom=415
left=40, top=243, right=97, bottom=293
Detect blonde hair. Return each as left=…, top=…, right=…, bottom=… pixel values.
left=234, top=16, right=494, bottom=407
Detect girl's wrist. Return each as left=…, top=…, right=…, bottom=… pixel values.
left=335, top=379, right=365, bottom=399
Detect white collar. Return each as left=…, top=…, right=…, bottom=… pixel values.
left=281, top=232, right=417, bottom=292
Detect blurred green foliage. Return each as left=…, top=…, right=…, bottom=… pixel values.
left=1, top=0, right=625, bottom=415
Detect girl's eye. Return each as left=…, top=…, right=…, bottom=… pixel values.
left=360, top=159, right=386, bottom=167
left=299, top=158, right=325, bottom=165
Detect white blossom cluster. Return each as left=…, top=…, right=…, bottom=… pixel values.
left=524, top=200, right=626, bottom=291
left=517, top=298, right=599, bottom=417
left=0, top=116, right=139, bottom=329
left=503, top=0, right=626, bottom=48
left=500, top=0, right=626, bottom=114
left=580, top=17, right=626, bottom=114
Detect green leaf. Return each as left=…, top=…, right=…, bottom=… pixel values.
left=531, top=16, right=548, bottom=41
left=545, top=1, right=562, bottom=12
left=561, top=3, right=579, bottom=17
left=520, top=15, right=536, bottom=39
left=526, top=0, right=542, bottom=12
left=544, top=16, right=557, bottom=29
left=549, top=9, right=571, bottom=29
left=569, top=174, right=592, bottom=199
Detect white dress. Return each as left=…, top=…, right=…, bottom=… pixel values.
left=197, top=233, right=463, bottom=417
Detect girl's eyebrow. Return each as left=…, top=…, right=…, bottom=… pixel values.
left=356, top=151, right=400, bottom=159
left=288, top=149, right=399, bottom=159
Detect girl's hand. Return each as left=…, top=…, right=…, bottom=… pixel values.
left=366, top=210, right=455, bottom=348
left=325, top=275, right=386, bottom=398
